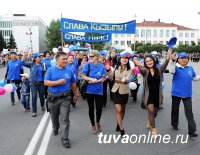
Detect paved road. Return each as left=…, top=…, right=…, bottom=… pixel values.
left=0, top=60, right=200, bottom=155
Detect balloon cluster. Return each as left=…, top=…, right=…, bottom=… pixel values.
left=0, top=80, right=16, bottom=95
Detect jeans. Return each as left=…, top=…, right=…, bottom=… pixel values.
left=21, top=94, right=30, bottom=109
left=171, top=96, right=196, bottom=133
left=7, top=80, right=21, bottom=104
left=31, top=81, right=45, bottom=113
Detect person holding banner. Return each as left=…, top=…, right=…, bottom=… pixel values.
left=134, top=50, right=172, bottom=139
left=106, top=51, right=132, bottom=137
left=107, top=51, right=118, bottom=101
left=82, top=50, right=106, bottom=134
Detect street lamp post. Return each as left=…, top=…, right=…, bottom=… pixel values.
left=29, top=27, right=33, bottom=54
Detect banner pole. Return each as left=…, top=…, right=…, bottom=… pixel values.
left=133, top=14, right=137, bottom=51
left=61, top=12, right=64, bottom=50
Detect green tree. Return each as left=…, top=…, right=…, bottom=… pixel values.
left=0, top=31, right=6, bottom=51
left=84, top=33, right=105, bottom=51
left=7, top=33, right=17, bottom=49
left=136, top=46, right=144, bottom=53
left=46, top=19, right=62, bottom=50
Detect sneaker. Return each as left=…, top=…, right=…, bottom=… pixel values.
left=27, top=109, right=30, bottom=112
left=32, top=113, right=36, bottom=117
left=11, top=102, right=15, bottom=106
left=172, top=126, right=179, bottom=130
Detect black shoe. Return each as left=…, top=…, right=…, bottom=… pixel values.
left=41, top=107, right=45, bottom=112
left=189, top=132, right=198, bottom=138
left=116, top=124, right=120, bottom=132
left=62, top=141, right=70, bottom=148
left=172, top=126, right=179, bottom=130
left=53, top=131, right=58, bottom=136
left=120, top=129, right=125, bottom=137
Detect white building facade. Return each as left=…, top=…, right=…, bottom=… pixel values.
left=112, top=19, right=199, bottom=49
left=0, top=14, right=47, bottom=53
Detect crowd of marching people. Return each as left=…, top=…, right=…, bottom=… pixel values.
left=2, top=46, right=200, bottom=148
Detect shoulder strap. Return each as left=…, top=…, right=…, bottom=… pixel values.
left=86, top=63, right=90, bottom=76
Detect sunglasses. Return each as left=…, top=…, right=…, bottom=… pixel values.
left=89, top=55, right=95, bottom=58
left=180, top=57, right=187, bottom=59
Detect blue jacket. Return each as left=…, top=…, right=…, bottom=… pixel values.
left=21, top=80, right=30, bottom=95
left=22, top=61, right=46, bottom=82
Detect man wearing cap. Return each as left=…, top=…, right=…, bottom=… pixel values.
left=22, top=52, right=46, bottom=117
left=44, top=52, right=78, bottom=148
left=169, top=51, right=200, bottom=137
left=5, top=51, right=23, bottom=105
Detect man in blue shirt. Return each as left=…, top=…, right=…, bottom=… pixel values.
left=169, top=52, right=200, bottom=137
left=5, top=51, right=23, bottom=105
left=44, top=52, right=78, bottom=148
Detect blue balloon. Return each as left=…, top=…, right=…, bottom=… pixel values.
left=162, top=82, right=165, bottom=90
left=10, top=83, right=16, bottom=92
left=0, top=79, right=6, bottom=87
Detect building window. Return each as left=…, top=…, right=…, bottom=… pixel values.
left=141, top=29, right=145, bottom=37
left=136, top=29, right=139, bottom=37
left=121, top=41, right=125, bottom=45
left=141, top=41, right=145, bottom=44
left=147, top=41, right=151, bottom=44
left=153, top=30, right=157, bottom=37
left=160, top=41, right=163, bottom=44
left=115, top=41, right=119, bottom=44
left=191, top=33, right=195, bottom=38
left=127, top=34, right=131, bottom=37
left=146, top=30, right=151, bottom=38
left=114, top=34, right=118, bottom=37
left=179, top=33, right=183, bottom=37
left=172, top=30, right=176, bottom=37
left=179, top=41, right=183, bottom=45
left=185, top=33, right=189, bottom=37
left=121, top=34, right=125, bottom=37
left=166, top=30, right=170, bottom=37
left=159, top=30, right=163, bottom=37
left=185, top=41, right=189, bottom=45
left=127, top=41, right=131, bottom=46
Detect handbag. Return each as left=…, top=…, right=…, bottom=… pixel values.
left=80, top=63, right=90, bottom=99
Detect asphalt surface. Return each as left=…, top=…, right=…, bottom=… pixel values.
left=0, top=60, right=200, bottom=155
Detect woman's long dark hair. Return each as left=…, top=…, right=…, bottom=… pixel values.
left=144, top=55, right=158, bottom=73
left=116, top=58, right=131, bottom=70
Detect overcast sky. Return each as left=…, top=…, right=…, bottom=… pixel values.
left=0, top=0, right=200, bottom=30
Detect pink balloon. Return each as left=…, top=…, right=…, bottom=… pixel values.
left=0, top=87, right=5, bottom=95
left=4, top=84, right=13, bottom=93
left=133, top=67, right=140, bottom=74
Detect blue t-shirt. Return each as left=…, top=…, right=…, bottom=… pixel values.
left=66, top=61, right=79, bottom=82
left=42, top=58, right=52, bottom=70
left=171, top=65, right=196, bottom=98
left=82, top=62, right=106, bottom=95
left=7, top=59, right=23, bottom=80
left=44, top=66, right=76, bottom=94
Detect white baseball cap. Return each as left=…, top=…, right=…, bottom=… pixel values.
left=20, top=73, right=29, bottom=78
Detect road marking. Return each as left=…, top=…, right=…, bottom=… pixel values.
left=24, top=112, right=50, bottom=155
left=37, top=120, right=52, bottom=155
